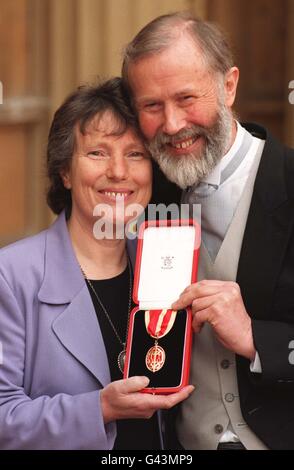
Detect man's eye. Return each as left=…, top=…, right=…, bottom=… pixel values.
left=144, top=102, right=161, bottom=111
left=181, top=96, right=194, bottom=103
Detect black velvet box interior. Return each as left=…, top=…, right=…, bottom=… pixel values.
left=126, top=308, right=188, bottom=389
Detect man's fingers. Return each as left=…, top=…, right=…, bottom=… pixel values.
left=182, top=280, right=227, bottom=294
left=192, top=295, right=219, bottom=313
left=192, top=310, right=207, bottom=332
left=172, top=292, right=196, bottom=310
left=172, top=282, right=226, bottom=310
left=172, top=287, right=219, bottom=310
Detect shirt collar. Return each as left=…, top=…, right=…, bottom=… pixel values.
left=202, top=121, right=245, bottom=187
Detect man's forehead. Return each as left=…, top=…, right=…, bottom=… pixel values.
left=129, top=43, right=210, bottom=93
left=131, top=35, right=206, bottom=69
left=130, top=65, right=214, bottom=104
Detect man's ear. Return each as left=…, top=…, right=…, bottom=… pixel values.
left=60, top=170, right=71, bottom=190
left=224, top=66, right=239, bottom=108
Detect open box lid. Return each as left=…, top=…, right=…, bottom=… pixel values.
left=133, top=220, right=200, bottom=310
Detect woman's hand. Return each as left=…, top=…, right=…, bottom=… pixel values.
left=100, top=376, right=194, bottom=423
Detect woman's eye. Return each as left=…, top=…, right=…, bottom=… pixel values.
left=127, top=151, right=145, bottom=160
left=87, top=151, right=107, bottom=159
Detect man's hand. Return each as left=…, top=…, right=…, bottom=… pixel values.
left=172, top=280, right=256, bottom=360
left=100, top=376, right=195, bottom=424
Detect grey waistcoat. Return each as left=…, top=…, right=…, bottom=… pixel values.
left=177, top=141, right=267, bottom=450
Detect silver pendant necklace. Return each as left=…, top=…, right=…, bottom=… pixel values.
left=81, top=257, right=132, bottom=374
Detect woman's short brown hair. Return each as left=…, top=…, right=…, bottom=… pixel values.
left=46, top=77, right=139, bottom=214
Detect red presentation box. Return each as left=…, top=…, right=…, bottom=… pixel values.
left=124, top=219, right=200, bottom=394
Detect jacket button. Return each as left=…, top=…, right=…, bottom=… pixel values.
left=225, top=393, right=235, bottom=403
left=221, top=359, right=230, bottom=369
left=214, top=424, right=224, bottom=434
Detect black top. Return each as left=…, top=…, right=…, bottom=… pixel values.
left=86, top=267, right=160, bottom=450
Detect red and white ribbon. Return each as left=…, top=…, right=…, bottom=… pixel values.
left=145, top=309, right=177, bottom=339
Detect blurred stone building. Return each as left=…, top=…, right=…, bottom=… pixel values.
left=0, top=0, right=293, bottom=245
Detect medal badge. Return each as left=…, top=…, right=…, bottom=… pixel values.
left=144, top=309, right=177, bottom=373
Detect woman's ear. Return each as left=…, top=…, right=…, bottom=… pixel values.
left=60, top=170, right=72, bottom=190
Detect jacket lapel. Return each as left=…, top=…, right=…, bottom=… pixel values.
left=38, top=212, right=110, bottom=386
left=237, top=124, right=294, bottom=319
left=52, top=286, right=110, bottom=386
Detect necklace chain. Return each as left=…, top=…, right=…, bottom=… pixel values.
left=80, top=257, right=133, bottom=350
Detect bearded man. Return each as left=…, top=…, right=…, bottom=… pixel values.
left=122, top=11, right=294, bottom=450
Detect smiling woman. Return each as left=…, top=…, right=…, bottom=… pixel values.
left=0, top=77, right=194, bottom=450
left=63, top=110, right=152, bottom=240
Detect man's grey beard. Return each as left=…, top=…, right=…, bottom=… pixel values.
left=146, top=103, right=233, bottom=189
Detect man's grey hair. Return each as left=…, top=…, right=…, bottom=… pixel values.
left=122, top=11, right=234, bottom=92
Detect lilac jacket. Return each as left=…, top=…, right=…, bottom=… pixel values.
left=0, top=212, right=137, bottom=449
